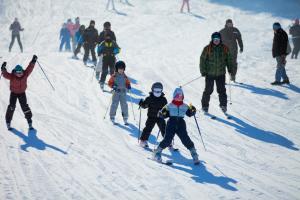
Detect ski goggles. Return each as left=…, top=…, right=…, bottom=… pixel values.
left=153, top=89, right=162, bottom=94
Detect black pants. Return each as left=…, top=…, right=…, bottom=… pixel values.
left=74, top=43, right=83, bottom=56
left=292, top=38, right=300, bottom=59
left=6, top=92, right=32, bottom=124
left=9, top=34, right=23, bottom=52
left=201, top=75, right=227, bottom=108
left=83, top=43, right=97, bottom=63
left=100, top=56, right=116, bottom=84
left=140, top=117, right=166, bottom=141
left=159, top=117, right=194, bottom=150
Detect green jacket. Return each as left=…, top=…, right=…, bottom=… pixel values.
left=200, top=43, right=233, bottom=77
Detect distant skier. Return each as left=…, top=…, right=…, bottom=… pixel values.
left=138, top=82, right=168, bottom=148
left=82, top=20, right=98, bottom=66
left=9, top=17, right=24, bottom=53
left=73, top=25, right=85, bottom=59
left=289, top=18, right=300, bottom=59
left=200, top=32, right=233, bottom=113
left=180, top=0, right=190, bottom=13
left=271, top=22, right=290, bottom=85
left=59, top=23, right=71, bottom=52
left=71, top=17, right=81, bottom=51
left=98, top=21, right=117, bottom=44
left=97, top=33, right=120, bottom=88
left=220, top=19, right=243, bottom=82
left=108, top=61, right=131, bottom=125
left=106, top=0, right=116, bottom=10
left=153, top=88, right=200, bottom=165
left=1, top=55, right=38, bottom=130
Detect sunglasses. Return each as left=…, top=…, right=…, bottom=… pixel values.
left=213, top=38, right=221, bottom=41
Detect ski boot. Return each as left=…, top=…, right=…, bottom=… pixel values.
left=220, top=106, right=227, bottom=113
left=282, top=78, right=290, bottom=84
left=271, top=81, right=282, bottom=85
left=100, top=82, right=104, bottom=90
left=202, top=107, right=208, bottom=113
left=95, top=72, right=100, bottom=81
left=28, top=122, right=34, bottom=130
left=189, top=147, right=200, bottom=165
left=110, top=117, right=117, bottom=125
left=6, top=122, right=12, bottom=130
left=153, top=147, right=163, bottom=163
left=139, top=140, right=149, bottom=148
left=123, top=118, right=129, bottom=126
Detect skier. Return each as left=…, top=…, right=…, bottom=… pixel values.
left=82, top=20, right=98, bottom=66
left=97, top=33, right=120, bottom=88
left=70, top=17, right=81, bottom=51
left=59, top=23, right=71, bottom=52
left=106, top=0, right=116, bottom=10
left=138, top=82, right=168, bottom=148
left=219, top=19, right=243, bottom=82
left=73, top=25, right=85, bottom=59
left=271, top=22, right=290, bottom=85
left=289, top=18, right=300, bottom=59
left=98, top=21, right=117, bottom=44
left=180, top=0, right=190, bottom=13
left=9, top=17, right=24, bottom=53
left=153, top=87, right=200, bottom=164
left=200, top=32, right=233, bottom=113
left=1, top=55, right=38, bottom=130
left=108, top=61, right=131, bottom=125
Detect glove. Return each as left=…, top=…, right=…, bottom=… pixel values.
left=189, top=104, right=197, bottom=116
left=138, top=99, right=144, bottom=107
left=157, top=111, right=164, bottom=118
left=1, top=62, right=7, bottom=71
left=127, top=84, right=131, bottom=90
left=31, top=55, right=38, bottom=63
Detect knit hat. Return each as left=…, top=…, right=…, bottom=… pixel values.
left=173, top=87, right=184, bottom=101
left=211, top=32, right=221, bottom=41
left=273, top=22, right=281, bottom=30
left=226, top=19, right=233, bottom=24
left=104, top=21, right=111, bottom=28
left=90, top=20, right=95, bottom=26
left=115, top=60, right=126, bottom=71
left=14, top=65, right=24, bottom=73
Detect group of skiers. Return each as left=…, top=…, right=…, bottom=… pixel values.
left=59, top=17, right=81, bottom=52
left=1, top=16, right=299, bottom=165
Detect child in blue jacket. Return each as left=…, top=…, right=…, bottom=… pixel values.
left=59, top=23, right=71, bottom=51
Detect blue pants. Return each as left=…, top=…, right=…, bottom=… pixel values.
left=275, top=56, right=288, bottom=82
left=159, top=117, right=194, bottom=150
left=59, top=38, right=71, bottom=51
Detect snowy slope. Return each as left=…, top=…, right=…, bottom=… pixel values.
left=0, top=0, right=300, bottom=199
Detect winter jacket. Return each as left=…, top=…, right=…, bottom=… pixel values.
left=140, top=92, right=168, bottom=118
left=75, top=30, right=83, bottom=44
left=160, top=102, right=196, bottom=118
left=108, top=72, right=131, bottom=92
left=219, top=26, right=243, bottom=54
left=82, top=26, right=98, bottom=45
left=272, top=28, right=288, bottom=58
left=98, top=30, right=117, bottom=44
left=289, top=24, right=300, bottom=38
left=97, top=40, right=120, bottom=57
left=200, top=43, right=233, bottom=77
left=10, top=21, right=24, bottom=35
left=60, top=28, right=71, bottom=40
left=2, top=62, right=35, bottom=94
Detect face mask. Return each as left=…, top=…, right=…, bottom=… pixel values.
left=153, top=89, right=162, bottom=97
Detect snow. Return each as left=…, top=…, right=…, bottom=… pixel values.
left=1, top=0, right=300, bottom=199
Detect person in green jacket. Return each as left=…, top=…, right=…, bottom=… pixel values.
left=200, top=32, right=233, bottom=113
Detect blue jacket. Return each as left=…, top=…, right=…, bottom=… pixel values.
left=60, top=28, right=71, bottom=40
left=75, top=31, right=83, bottom=44
left=160, top=102, right=196, bottom=119
left=97, top=40, right=120, bottom=56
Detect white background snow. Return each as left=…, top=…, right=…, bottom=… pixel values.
left=0, top=0, right=300, bottom=199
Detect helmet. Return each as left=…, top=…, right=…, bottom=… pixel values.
left=104, top=21, right=111, bottom=28
left=211, top=32, right=221, bottom=40
left=13, top=65, right=24, bottom=73
left=151, top=82, right=163, bottom=91
left=115, top=61, right=126, bottom=71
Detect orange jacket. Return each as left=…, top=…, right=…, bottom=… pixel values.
left=108, top=72, right=131, bottom=89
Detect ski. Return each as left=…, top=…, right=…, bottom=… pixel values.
left=221, top=111, right=232, bottom=120
left=203, top=112, right=216, bottom=119
left=148, top=157, right=173, bottom=165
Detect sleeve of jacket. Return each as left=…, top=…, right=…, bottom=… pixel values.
left=24, top=62, right=35, bottom=78
left=281, top=31, right=288, bottom=55
left=200, top=46, right=208, bottom=75
left=108, top=75, right=115, bottom=88
left=140, top=96, right=150, bottom=109
left=225, top=46, right=234, bottom=73
left=97, top=42, right=104, bottom=56
left=235, top=28, right=243, bottom=51
left=2, top=70, right=13, bottom=80
left=112, top=32, right=117, bottom=42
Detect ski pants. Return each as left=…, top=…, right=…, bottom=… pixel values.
left=106, top=0, right=115, bottom=10
left=140, top=117, right=166, bottom=141
left=109, top=91, right=128, bottom=120
left=59, top=37, right=71, bottom=51
left=83, top=43, right=97, bottom=63
left=275, top=56, right=288, bottom=82
left=201, top=75, right=227, bottom=108
left=100, top=56, right=116, bottom=84
left=9, top=34, right=23, bottom=52
left=180, top=0, right=190, bottom=12
left=159, top=117, right=194, bottom=150
left=292, top=38, right=300, bottom=58
left=74, top=43, right=83, bottom=56
left=6, top=92, right=32, bottom=124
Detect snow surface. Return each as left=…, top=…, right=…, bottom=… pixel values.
left=0, top=0, right=300, bottom=199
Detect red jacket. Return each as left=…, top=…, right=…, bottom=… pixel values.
left=2, top=62, right=35, bottom=94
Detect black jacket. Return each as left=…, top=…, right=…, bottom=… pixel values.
left=272, top=28, right=288, bottom=58
left=98, top=30, right=116, bottom=44
left=289, top=24, right=300, bottom=38
left=83, top=26, right=98, bottom=45
left=140, top=92, right=168, bottom=118
left=10, top=21, right=23, bottom=35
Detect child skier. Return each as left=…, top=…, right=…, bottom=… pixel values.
left=138, top=82, right=168, bottom=148
left=153, top=87, right=200, bottom=165
left=108, top=61, right=131, bottom=125
left=1, top=55, right=38, bottom=130
left=59, top=23, right=71, bottom=52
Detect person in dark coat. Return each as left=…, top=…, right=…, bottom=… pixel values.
left=138, top=82, right=168, bottom=148
left=82, top=20, right=98, bottom=66
left=289, top=18, right=300, bottom=59
left=98, top=21, right=117, bottom=44
left=1, top=55, right=38, bottom=130
left=271, top=22, right=290, bottom=85
left=59, top=23, right=71, bottom=51
left=9, top=18, right=24, bottom=53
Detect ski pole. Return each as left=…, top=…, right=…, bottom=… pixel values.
left=103, top=91, right=114, bottom=119
left=138, top=107, right=142, bottom=143
left=37, top=60, right=55, bottom=91
left=153, top=130, right=161, bottom=151
left=180, top=75, right=202, bottom=88
left=193, top=115, right=207, bottom=151
left=128, top=89, right=136, bottom=121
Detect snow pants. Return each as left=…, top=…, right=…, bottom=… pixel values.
left=140, top=117, right=166, bottom=141
left=109, top=91, right=128, bottom=120
left=275, top=56, right=288, bottom=82
left=59, top=37, right=71, bottom=51
left=292, top=38, right=300, bottom=59
left=100, top=56, right=115, bottom=84
left=9, top=34, right=23, bottom=52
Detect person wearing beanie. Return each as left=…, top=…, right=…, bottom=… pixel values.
left=138, top=82, right=168, bottom=148
left=289, top=18, right=300, bottom=59
left=108, top=61, right=131, bottom=125
left=219, top=19, right=243, bottom=82
left=82, top=20, right=98, bottom=66
left=199, top=32, right=233, bottom=113
left=98, top=21, right=117, bottom=44
left=97, top=33, right=120, bottom=89
left=180, top=0, right=190, bottom=13
left=1, top=55, right=38, bottom=130
left=153, top=87, right=200, bottom=165
left=271, top=22, right=290, bottom=85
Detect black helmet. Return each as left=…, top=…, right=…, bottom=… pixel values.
left=90, top=20, right=95, bottom=26
left=115, top=61, right=126, bottom=71
left=151, top=82, right=163, bottom=91
left=104, top=21, right=111, bottom=28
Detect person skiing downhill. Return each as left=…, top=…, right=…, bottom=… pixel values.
left=9, top=17, right=24, bottom=53
left=82, top=20, right=98, bottom=66
left=289, top=18, right=300, bottom=59
left=1, top=55, right=38, bottom=130
left=138, top=82, right=168, bottom=148
left=153, top=87, right=200, bottom=165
